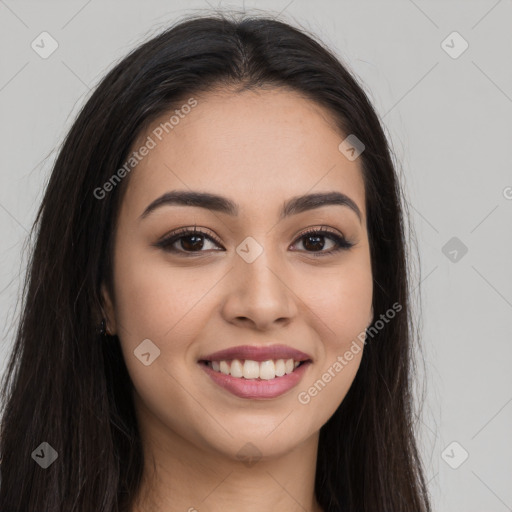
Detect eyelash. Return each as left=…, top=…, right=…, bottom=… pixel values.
left=154, top=225, right=354, bottom=257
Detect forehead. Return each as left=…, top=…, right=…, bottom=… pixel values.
left=121, top=88, right=366, bottom=222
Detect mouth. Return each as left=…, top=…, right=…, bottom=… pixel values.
left=197, top=345, right=313, bottom=399
left=198, top=359, right=312, bottom=399
left=199, top=358, right=309, bottom=380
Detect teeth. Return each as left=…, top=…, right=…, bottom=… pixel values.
left=275, top=359, right=286, bottom=377
left=230, top=359, right=243, bottom=378
left=259, top=360, right=275, bottom=380
left=207, top=358, right=305, bottom=380
left=243, top=359, right=260, bottom=379
left=219, top=360, right=230, bottom=375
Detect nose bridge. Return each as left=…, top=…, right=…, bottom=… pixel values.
left=236, top=238, right=286, bottom=299
left=222, top=235, right=297, bottom=328
left=239, top=242, right=283, bottom=292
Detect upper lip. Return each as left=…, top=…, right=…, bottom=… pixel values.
left=200, top=344, right=312, bottom=363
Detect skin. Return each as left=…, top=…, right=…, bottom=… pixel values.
left=102, top=87, right=373, bottom=512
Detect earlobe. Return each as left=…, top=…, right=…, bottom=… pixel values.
left=100, top=282, right=116, bottom=335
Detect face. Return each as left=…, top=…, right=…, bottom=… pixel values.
left=102, top=87, right=373, bottom=461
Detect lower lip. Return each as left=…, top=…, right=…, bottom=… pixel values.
left=199, top=361, right=311, bottom=399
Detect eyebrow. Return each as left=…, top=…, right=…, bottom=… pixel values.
left=139, top=190, right=363, bottom=223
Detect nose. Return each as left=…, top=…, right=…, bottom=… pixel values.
left=220, top=248, right=298, bottom=331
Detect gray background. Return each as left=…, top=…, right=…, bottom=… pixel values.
left=1, top=1, right=511, bottom=510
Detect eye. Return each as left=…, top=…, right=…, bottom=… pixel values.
left=154, top=226, right=223, bottom=255
left=154, top=225, right=354, bottom=257
left=290, top=226, right=354, bottom=256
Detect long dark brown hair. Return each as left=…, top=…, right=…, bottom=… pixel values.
left=0, top=10, right=431, bottom=512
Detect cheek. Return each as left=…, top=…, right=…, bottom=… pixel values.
left=111, top=250, right=219, bottom=430
left=112, top=245, right=218, bottom=343
left=299, top=257, right=373, bottom=342
left=293, top=256, right=371, bottom=416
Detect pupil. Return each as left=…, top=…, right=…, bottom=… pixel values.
left=304, top=235, right=324, bottom=251
left=182, top=235, right=204, bottom=251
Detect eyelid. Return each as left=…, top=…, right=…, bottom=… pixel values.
left=157, top=225, right=223, bottom=246
left=294, top=224, right=344, bottom=240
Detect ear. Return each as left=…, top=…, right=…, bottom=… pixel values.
left=367, top=306, right=374, bottom=327
left=100, top=282, right=117, bottom=335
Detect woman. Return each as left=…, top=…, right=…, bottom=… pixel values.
left=0, top=11, right=431, bottom=512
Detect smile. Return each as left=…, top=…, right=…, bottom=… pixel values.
left=199, top=359, right=311, bottom=399
left=205, top=358, right=303, bottom=380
